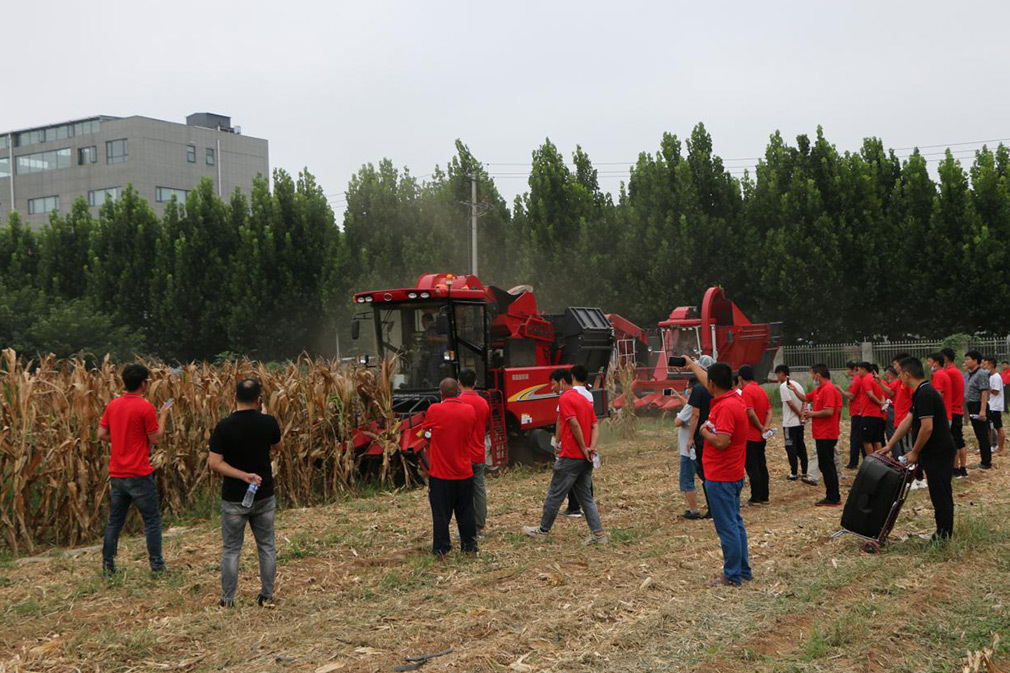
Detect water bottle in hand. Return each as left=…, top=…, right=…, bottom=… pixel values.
left=592, top=453, right=601, bottom=470
left=242, top=482, right=258, bottom=508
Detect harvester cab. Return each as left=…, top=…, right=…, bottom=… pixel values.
left=350, top=273, right=615, bottom=468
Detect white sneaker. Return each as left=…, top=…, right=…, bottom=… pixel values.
left=522, top=525, right=548, bottom=538
left=583, top=532, right=608, bottom=546
left=910, top=479, right=928, bottom=491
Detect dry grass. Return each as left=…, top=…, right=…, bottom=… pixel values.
left=607, top=363, right=639, bottom=438
left=1, top=418, right=1008, bottom=673
left=0, top=350, right=397, bottom=554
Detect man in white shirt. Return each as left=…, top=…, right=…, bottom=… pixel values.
left=775, top=365, right=816, bottom=485
left=673, top=384, right=701, bottom=519
left=985, top=357, right=1004, bottom=454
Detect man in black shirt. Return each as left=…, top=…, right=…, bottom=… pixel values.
left=879, top=357, right=955, bottom=540
left=686, top=355, right=715, bottom=518
left=208, top=379, right=284, bottom=607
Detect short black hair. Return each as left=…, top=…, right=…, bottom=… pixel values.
left=885, top=365, right=897, bottom=376
left=708, top=362, right=733, bottom=391
left=458, top=368, right=477, bottom=388
left=899, top=356, right=925, bottom=379
left=927, top=352, right=944, bottom=365
left=811, top=364, right=830, bottom=379
left=570, top=364, right=588, bottom=383
left=871, top=363, right=879, bottom=374
left=965, top=350, right=983, bottom=363
left=738, top=365, right=755, bottom=382
left=846, top=360, right=859, bottom=370
left=1002, top=360, right=1010, bottom=365
left=122, top=364, right=149, bottom=392
left=237, top=378, right=261, bottom=403
left=857, top=361, right=872, bottom=372
left=892, top=352, right=910, bottom=364
left=774, top=364, right=790, bottom=376
left=550, top=368, right=573, bottom=385
left=941, top=347, right=956, bottom=364
left=984, top=356, right=998, bottom=367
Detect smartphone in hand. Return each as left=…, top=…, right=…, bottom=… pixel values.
left=162, top=398, right=174, bottom=411
left=668, top=356, right=687, bottom=367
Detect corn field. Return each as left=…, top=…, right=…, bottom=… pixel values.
left=0, top=349, right=398, bottom=554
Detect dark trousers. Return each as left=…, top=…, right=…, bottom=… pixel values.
left=428, top=476, right=478, bottom=555
left=951, top=414, right=965, bottom=449
left=694, top=432, right=710, bottom=509
left=745, top=440, right=769, bottom=502
left=815, top=439, right=841, bottom=502
left=919, top=450, right=955, bottom=539
left=102, top=473, right=164, bottom=571
left=848, top=416, right=863, bottom=467
left=784, top=425, right=809, bottom=476
left=966, top=402, right=993, bottom=467
left=541, top=458, right=603, bottom=533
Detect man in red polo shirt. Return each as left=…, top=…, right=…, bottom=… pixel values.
left=98, top=364, right=173, bottom=575
left=858, top=363, right=887, bottom=455
left=885, top=353, right=913, bottom=457
left=523, top=369, right=606, bottom=545
left=421, top=378, right=477, bottom=556
left=942, top=348, right=967, bottom=477
left=803, top=364, right=842, bottom=506
left=840, top=361, right=865, bottom=469
left=458, top=369, right=490, bottom=533
left=739, top=365, right=772, bottom=505
left=684, top=356, right=751, bottom=587
left=927, top=353, right=953, bottom=421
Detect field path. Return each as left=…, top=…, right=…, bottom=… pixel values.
left=2, top=420, right=1008, bottom=673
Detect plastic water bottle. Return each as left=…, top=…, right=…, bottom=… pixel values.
left=592, top=453, right=601, bottom=470
left=242, top=482, right=258, bottom=508
left=762, top=428, right=777, bottom=440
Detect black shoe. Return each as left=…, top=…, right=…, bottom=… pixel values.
left=845, top=464, right=858, bottom=470
left=814, top=498, right=841, bottom=507
left=150, top=564, right=166, bottom=574
left=219, top=599, right=235, bottom=608
left=787, top=474, right=799, bottom=481
left=256, top=594, right=274, bottom=607
left=562, top=509, right=583, bottom=518
left=101, top=563, right=116, bottom=578
left=981, top=464, right=993, bottom=470
left=680, top=510, right=703, bottom=520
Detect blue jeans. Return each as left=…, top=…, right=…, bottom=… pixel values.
left=221, top=496, right=276, bottom=602
left=705, top=478, right=751, bottom=585
left=678, top=455, right=697, bottom=492
left=102, top=473, right=164, bottom=571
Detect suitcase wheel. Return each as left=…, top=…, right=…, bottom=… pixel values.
left=862, top=540, right=881, bottom=554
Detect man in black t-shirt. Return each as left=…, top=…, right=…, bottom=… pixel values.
left=208, top=379, right=284, bottom=607
left=880, top=357, right=955, bottom=540
left=686, top=355, right=715, bottom=518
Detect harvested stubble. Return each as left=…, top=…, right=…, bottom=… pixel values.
left=0, top=349, right=397, bottom=554
left=607, top=362, right=639, bottom=438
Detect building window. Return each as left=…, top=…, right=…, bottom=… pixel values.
left=0, top=136, right=8, bottom=151
left=78, top=146, right=97, bottom=165
left=0, top=157, right=8, bottom=179
left=88, top=187, right=121, bottom=207
left=156, top=187, right=189, bottom=203
left=206, top=148, right=215, bottom=165
left=16, top=148, right=71, bottom=175
left=13, top=119, right=99, bottom=148
left=27, top=195, right=60, bottom=215
left=106, top=138, right=128, bottom=164
left=187, top=145, right=196, bottom=163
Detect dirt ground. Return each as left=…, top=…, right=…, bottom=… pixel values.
left=2, top=419, right=1009, bottom=673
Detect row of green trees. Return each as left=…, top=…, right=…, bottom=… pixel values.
left=2, top=126, right=1009, bottom=361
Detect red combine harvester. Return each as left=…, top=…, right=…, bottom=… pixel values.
left=609, top=286, right=783, bottom=412
left=349, top=273, right=614, bottom=467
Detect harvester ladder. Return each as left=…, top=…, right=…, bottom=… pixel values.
left=486, top=390, right=508, bottom=467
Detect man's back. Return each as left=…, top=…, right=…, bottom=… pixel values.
left=558, top=388, right=595, bottom=459
left=101, top=394, right=159, bottom=477
left=458, top=391, right=490, bottom=464
left=210, top=410, right=281, bottom=502
left=945, top=364, right=965, bottom=414
left=741, top=382, right=770, bottom=441
left=423, top=399, right=476, bottom=479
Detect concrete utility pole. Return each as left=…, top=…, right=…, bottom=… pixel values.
left=471, top=173, right=478, bottom=276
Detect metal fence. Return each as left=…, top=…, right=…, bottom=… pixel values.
left=783, top=336, right=1010, bottom=371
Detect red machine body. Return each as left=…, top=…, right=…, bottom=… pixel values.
left=350, top=273, right=614, bottom=466
left=609, top=286, right=783, bottom=412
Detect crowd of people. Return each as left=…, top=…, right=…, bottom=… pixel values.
left=93, top=349, right=1001, bottom=602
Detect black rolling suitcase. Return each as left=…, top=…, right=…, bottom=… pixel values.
left=837, top=453, right=918, bottom=552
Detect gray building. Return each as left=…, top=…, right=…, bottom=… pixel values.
left=0, top=112, right=269, bottom=226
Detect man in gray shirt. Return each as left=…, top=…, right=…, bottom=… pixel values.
left=963, top=350, right=993, bottom=469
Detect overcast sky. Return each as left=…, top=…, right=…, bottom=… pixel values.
left=7, top=1, right=1009, bottom=217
